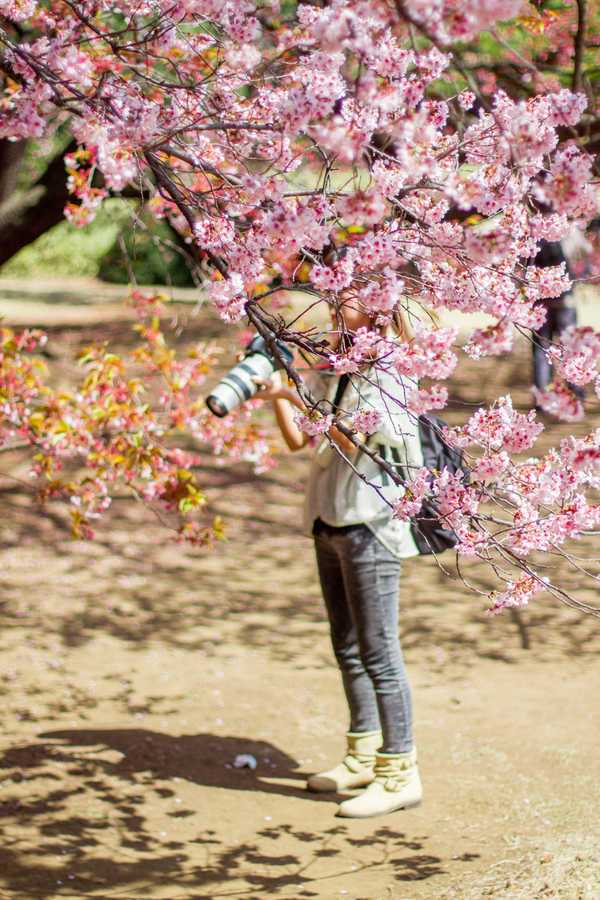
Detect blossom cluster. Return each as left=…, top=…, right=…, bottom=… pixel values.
left=447, top=395, right=544, bottom=453
left=351, top=409, right=382, bottom=435
left=487, top=576, right=545, bottom=616
left=547, top=326, right=600, bottom=387
left=0, top=293, right=275, bottom=541
left=294, top=411, right=334, bottom=436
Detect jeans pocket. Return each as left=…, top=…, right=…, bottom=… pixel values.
left=342, top=523, right=375, bottom=555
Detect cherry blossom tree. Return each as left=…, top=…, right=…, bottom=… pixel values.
left=1, top=0, right=600, bottom=615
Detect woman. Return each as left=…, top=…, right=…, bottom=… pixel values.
left=256, top=297, right=424, bottom=818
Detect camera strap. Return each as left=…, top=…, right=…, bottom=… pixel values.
left=332, top=373, right=350, bottom=413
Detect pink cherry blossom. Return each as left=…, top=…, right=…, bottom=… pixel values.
left=351, top=409, right=382, bottom=435
left=336, top=190, right=387, bottom=227
left=311, top=252, right=356, bottom=292
left=448, top=396, right=544, bottom=452
left=547, top=326, right=600, bottom=387
left=471, top=450, right=511, bottom=481
left=294, top=411, right=334, bottom=436
left=457, top=90, right=476, bottom=110
left=487, top=576, right=545, bottom=616
left=393, top=326, right=459, bottom=381
left=407, top=384, right=448, bottom=415
left=392, top=468, right=431, bottom=521
left=532, top=384, right=584, bottom=422
left=208, top=274, right=247, bottom=323
left=463, top=322, right=515, bottom=359
left=536, top=145, right=596, bottom=220
left=358, top=269, right=404, bottom=315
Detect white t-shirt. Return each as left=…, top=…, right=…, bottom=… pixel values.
left=302, top=364, right=423, bottom=559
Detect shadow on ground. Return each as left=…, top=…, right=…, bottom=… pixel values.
left=0, top=729, right=463, bottom=898
left=1, top=461, right=599, bottom=669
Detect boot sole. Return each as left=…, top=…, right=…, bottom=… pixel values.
left=306, top=779, right=374, bottom=794
left=336, top=798, right=422, bottom=818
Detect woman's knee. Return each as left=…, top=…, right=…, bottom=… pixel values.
left=360, top=642, right=406, bottom=691
left=333, top=640, right=365, bottom=675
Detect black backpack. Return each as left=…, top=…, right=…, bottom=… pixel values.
left=383, top=414, right=469, bottom=556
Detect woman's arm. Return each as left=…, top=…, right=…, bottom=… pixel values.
left=328, top=423, right=364, bottom=455
left=272, top=393, right=310, bottom=451
left=255, top=373, right=364, bottom=454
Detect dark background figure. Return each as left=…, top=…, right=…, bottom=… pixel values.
left=531, top=239, right=584, bottom=399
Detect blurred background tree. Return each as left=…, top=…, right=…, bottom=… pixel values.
left=0, top=0, right=598, bottom=287
left=0, top=130, right=193, bottom=285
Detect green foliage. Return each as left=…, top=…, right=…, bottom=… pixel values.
left=16, top=128, right=73, bottom=192
left=1, top=199, right=194, bottom=286
left=1, top=199, right=132, bottom=278
left=98, top=212, right=194, bottom=287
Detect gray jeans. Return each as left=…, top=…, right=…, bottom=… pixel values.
left=313, top=519, right=413, bottom=754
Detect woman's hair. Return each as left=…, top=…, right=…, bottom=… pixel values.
left=391, top=307, right=411, bottom=341
left=322, top=240, right=439, bottom=343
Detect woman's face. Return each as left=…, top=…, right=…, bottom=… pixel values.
left=329, top=297, right=371, bottom=337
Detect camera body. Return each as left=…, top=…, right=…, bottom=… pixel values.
left=205, top=334, right=293, bottom=417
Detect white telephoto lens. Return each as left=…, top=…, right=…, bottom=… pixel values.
left=207, top=351, right=275, bottom=416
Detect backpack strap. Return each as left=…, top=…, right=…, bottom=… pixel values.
left=377, top=444, right=391, bottom=486
left=377, top=444, right=412, bottom=488
left=389, top=445, right=408, bottom=483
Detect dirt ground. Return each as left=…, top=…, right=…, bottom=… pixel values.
left=0, top=280, right=599, bottom=900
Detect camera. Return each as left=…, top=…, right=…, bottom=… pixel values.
left=205, top=334, right=293, bottom=417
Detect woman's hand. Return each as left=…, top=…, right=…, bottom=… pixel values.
left=253, top=371, right=293, bottom=402
left=254, top=371, right=308, bottom=451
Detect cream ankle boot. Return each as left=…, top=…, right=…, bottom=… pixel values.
left=336, top=748, right=422, bottom=817
left=306, top=730, right=382, bottom=793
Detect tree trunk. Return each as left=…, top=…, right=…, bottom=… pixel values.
left=0, top=139, right=28, bottom=205
left=0, top=139, right=76, bottom=268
